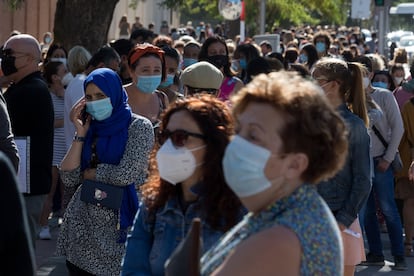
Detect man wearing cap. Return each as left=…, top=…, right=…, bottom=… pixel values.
left=180, top=61, right=224, bottom=97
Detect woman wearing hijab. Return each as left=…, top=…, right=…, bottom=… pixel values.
left=57, top=68, right=154, bottom=275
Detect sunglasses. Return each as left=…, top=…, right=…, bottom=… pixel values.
left=158, top=129, right=206, bottom=147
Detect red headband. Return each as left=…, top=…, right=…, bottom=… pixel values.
left=128, top=43, right=165, bottom=66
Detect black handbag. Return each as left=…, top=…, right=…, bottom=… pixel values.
left=80, top=179, right=123, bottom=209
left=372, top=125, right=403, bottom=172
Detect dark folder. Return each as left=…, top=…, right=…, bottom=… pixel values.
left=164, top=217, right=202, bottom=276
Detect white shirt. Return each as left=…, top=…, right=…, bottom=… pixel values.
left=64, top=74, right=86, bottom=150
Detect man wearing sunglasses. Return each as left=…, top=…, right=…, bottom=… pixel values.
left=1, top=34, right=54, bottom=249
left=180, top=61, right=223, bottom=97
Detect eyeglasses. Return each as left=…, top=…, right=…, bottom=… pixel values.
left=1, top=48, right=29, bottom=59
left=186, top=86, right=218, bottom=96
left=158, top=129, right=206, bottom=147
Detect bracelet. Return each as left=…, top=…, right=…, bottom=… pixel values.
left=73, top=135, right=86, bottom=142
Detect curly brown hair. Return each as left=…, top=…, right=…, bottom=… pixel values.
left=231, top=71, right=348, bottom=184
left=141, top=94, right=242, bottom=231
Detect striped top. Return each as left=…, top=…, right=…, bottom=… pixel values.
left=50, top=92, right=66, bottom=166
left=201, top=184, right=343, bottom=276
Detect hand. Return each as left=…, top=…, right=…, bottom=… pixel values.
left=376, top=158, right=390, bottom=173
left=70, top=98, right=90, bottom=136
left=83, top=168, right=96, bottom=180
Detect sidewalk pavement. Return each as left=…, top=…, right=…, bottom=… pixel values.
left=35, top=223, right=414, bottom=276
left=36, top=219, right=68, bottom=276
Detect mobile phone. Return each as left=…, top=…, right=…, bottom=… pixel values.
left=81, top=107, right=88, bottom=124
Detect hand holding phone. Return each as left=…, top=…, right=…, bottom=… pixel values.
left=81, top=107, right=88, bottom=124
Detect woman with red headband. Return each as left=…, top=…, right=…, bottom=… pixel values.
left=125, top=43, right=169, bottom=129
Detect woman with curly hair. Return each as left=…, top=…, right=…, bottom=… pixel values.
left=122, top=94, right=244, bottom=276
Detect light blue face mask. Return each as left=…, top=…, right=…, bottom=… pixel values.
left=182, top=58, right=197, bottom=68
left=299, top=54, right=308, bottom=63
left=136, top=75, right=162, bottom=93
left=158, top=74, right=175, bottom=88
left=315, top=42, right=326, bottom=53
left=239, top=58, right=247, bottom=70
left=372, top=81, right=388, bottom=89
left=222, top=135, right=272, bottom=197
left=85, top=98, right=113, bottom=121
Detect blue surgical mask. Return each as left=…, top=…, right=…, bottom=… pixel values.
left=222, top=135, right=272, bottom=197
left=239, top=58, right=247, bottom=70
left=299, top=54, right=308, bottom=63
left=159, top=74, right=175, bottom=88
left=315, top=42, right=326, bottom=53
left=85, top=98, right=113, bottom=121
left=136, top=75, right=162, bottom=93
left=182, top=58, right=197, bottom=68
left=372, top=81, right=388, bottom=89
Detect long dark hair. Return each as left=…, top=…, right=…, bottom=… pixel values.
left=141, top=94, right=242, bottom=231
left=198, top=35, right=234, bottom=78
left=301, top=43, right=319, bottom=69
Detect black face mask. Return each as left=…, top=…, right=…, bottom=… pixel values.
left=1, top=55, right=18, bottom=76
left=205, top=55, right=228, bottom=69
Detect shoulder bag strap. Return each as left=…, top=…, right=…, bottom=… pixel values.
left=372, top=125, right=388, bottom=148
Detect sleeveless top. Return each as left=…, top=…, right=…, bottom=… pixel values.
left=200, top=185, right=343, bottom=276
left=218, top=76, right=237, bottom=101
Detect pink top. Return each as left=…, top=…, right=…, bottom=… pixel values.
left=394, top=86, right=414, bottom=111
left=218, top=76, right=237, bottom=101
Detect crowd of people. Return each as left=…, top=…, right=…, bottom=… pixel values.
left=1, top=22, right=414, bottom=275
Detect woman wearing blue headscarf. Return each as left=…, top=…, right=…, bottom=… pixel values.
left=57, top=68, right=154, bottom=275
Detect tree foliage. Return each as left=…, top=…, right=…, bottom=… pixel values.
left=161, top=0, right=347, bottom=34
left=3, top=0, right=24, bottom=10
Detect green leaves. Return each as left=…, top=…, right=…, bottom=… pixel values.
left=159, top=0, right=347, bottom=34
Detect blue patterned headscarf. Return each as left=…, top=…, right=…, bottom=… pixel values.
left=81, top=68, right=137, bottom=243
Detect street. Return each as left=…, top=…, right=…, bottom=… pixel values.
left=35, top=222, right=414, bottom=276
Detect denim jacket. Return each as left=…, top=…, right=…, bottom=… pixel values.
left=317, top=104, right=372, bottom=227
left=121, top=192, right=238, bottom=276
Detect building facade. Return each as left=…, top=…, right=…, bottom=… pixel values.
left=0, top=0, right=179, bottom=46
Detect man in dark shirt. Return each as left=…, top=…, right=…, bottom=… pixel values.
left=1, top=34, right=54, bottom=248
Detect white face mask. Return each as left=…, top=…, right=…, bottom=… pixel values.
left=222, top=135, right=272, bottom=197
left=394, top=77, right=403, bottom=85
left=50, top=57, right=67, bottom=65
left=363, top=77, right=370, bottom=89
left=156, top=139, right=205, bottom=185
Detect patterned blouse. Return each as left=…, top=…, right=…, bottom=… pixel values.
left=56, top=114, right=154, bottom=275
left=201, top=185, right=343, bottom=276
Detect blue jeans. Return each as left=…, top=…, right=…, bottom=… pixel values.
left=364, top=160, right=404, bottom=257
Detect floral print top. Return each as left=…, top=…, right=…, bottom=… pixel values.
left=201, top=185, right=343, bottom=276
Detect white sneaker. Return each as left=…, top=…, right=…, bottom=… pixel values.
left=39, top=226, right=51, bottom=240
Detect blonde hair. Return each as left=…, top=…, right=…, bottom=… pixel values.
left=365, top=53, right=385, bottom=71
left=67, top=45, right=92, bottom=75
left=312, top=58, right=369, bottom=127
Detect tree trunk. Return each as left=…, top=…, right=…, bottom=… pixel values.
left=53, top=0, right=119, bottom=54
